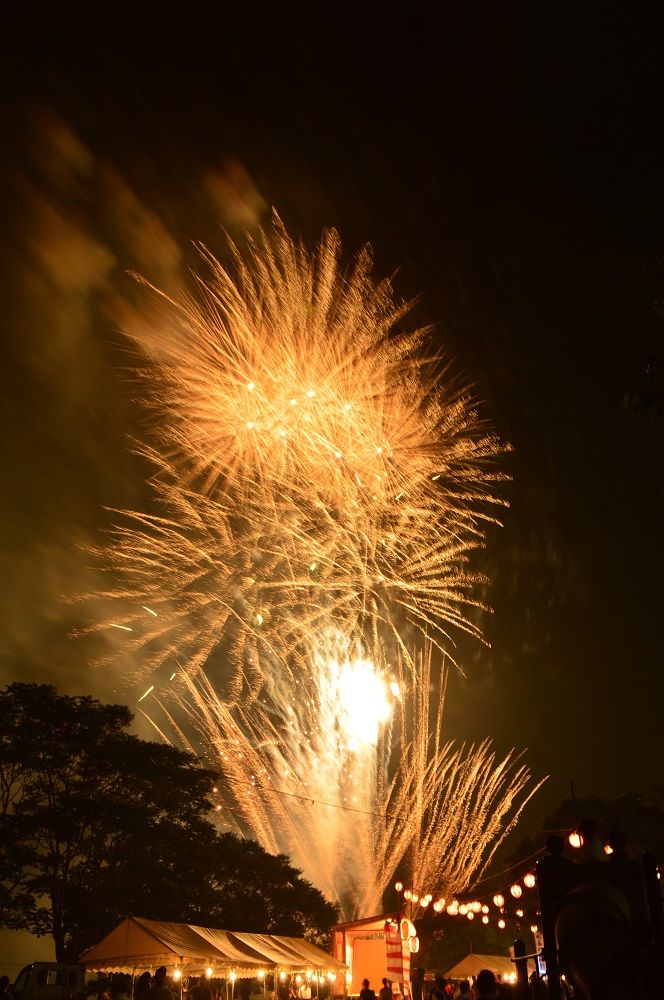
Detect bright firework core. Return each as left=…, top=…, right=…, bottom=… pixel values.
left=316, top=645, right=396, bottom=752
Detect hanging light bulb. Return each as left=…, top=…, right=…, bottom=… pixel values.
left=493, top=894, right=505, bottom=908
left=530, top=924, right=539, bottom=934
left=404, top=889, right=412, bottom=901
left=498, top=919, right=506, bottom=929
left=471, top=901, right=482, bottom=913
left=482, top=916, right=489, bottom=924
left=510, top=883, right=523, bottom=898
left=481, top=905, right=489, bottom=914
left=467, top=911, right=474, bottom=921
left=523, top=873, right=536, bottom=888
left=516, top=909, right=524, bottom=918
left=395, top=881, right=404, bottom=892
left=569, top=831, right=582, bottom=849
left=459, top=903, right=469, bottom=915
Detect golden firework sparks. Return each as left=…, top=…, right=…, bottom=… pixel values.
left=90, top=216, right=541, bottom=918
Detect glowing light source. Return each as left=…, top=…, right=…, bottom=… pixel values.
left=481, top=916, right=489, bottom=924
left=510, top=883, right=523, bottom=898
left=569, top=831, right=583, bottom=849
left=493, top=894, right=505, bottom=908
left=498, top=919, right=506, bottom=929
left=530, top=924, right=538, bottom=934
left=205, top=969, right=213, bottom=979
left=604, top=844, right=613, bottom=855
left=395, top=881, right=403, bottom=892
left=403, top=889, right=412, bottom=901
left=173, top=971, right=181, bottom=982
left=523, top=872, right=536, bottom=888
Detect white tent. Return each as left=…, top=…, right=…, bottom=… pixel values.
left=443, top=953, right=534, bottom=980
left=80, top=917, right=346, bottom=976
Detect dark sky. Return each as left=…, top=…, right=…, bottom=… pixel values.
left=2, top=6, right=664, bottom=828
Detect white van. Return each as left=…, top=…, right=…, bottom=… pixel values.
left=12, top=963, right=85, bottom=1000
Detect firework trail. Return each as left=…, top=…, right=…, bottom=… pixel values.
left=95, top=216, right=540, bottom=917
left=146, top=642, right=542, bottom=919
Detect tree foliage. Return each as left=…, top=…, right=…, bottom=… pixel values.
left=0, top=683, right=337, bottom=961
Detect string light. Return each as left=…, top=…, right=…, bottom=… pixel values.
left=493, top=894, right=505, bottom=908
left=569, top=831, right=582, bottom=849
left=523, top=872, right=536, bottom=888
left=510, top=883, right=523, bottom=898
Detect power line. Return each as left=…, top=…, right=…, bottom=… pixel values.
left=215, top=774, right=387, bottom=819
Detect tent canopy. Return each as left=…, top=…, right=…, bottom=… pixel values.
left=443, top=954, right=515, bottom=979
left=81, top=918, right=346, bottom=976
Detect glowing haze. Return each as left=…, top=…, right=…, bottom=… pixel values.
left=95, top=216, right=541, bottom=917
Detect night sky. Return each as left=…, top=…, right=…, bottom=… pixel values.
left=2, top=6, right=664, bottom=830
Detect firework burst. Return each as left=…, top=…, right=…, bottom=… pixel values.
left=93, top=216, right=541, bottom=918
left=94, top=217, right=508, bottom=684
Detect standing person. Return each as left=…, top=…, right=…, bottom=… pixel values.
left=379, top=979, right=392, bottom=1000
left=188, top=979, right=213, bottom=1000
left=148, top=968, right=174, bottom=1000
left=135, top=973, right=152, bottom=1000
left=430, top=978, right=446, bottom=1000
left=411, top=970, right=425, bottom=1000
left=277, top=977, right=290, bottom=1000
left=359, top=980, right=376, bottom=1000
left=474, top=972, right=498, bottom=1000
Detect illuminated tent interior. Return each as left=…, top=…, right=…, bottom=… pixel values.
left=80, top=917, right=347, bottom=976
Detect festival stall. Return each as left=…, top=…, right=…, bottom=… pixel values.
left=81, top=916, right=346, bottom=982
left=330, top=914, right=411, bottom=997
